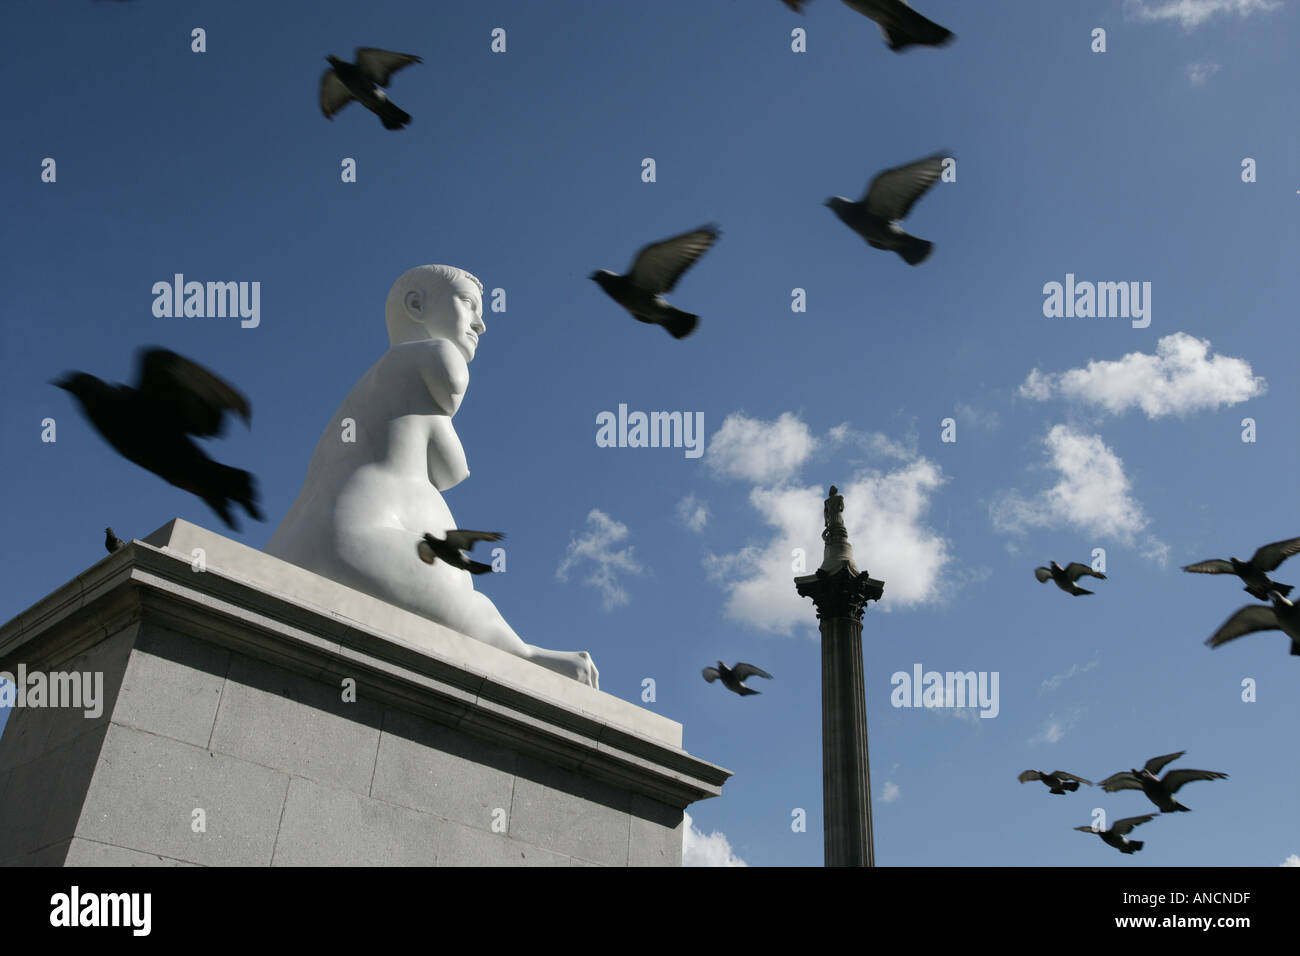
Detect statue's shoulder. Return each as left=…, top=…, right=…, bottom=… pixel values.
left=387, top=339, right=469, bottom=408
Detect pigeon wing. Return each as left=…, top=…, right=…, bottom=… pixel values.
left=702, top=667, right=721, bottom=683
left=1017, top=770, right=1043, bottom=784
left=444, top=530, right=505, bottom=551
left=1064, top=562, right=1103, bottom=582
left=416, top=536, right=438, bottom=564
left=731, top=663, right=773, bottom=682
left=1160, top=769, right=1228, bottom=794
left=1182, top=559, right=1234, bottom=575
left=627, top=225, right=721, bottom=295
left=1097, top=772, right=1143, bottom=793
left=135, top=348, right=251, bottom=436
left=1033, top=567, right=1052, bottom=583
left=862, top=154, right=945, bottom=220
left=354, top=48, right=422, bottom=86
left=1109, top=814, right=1156, bottom=835
left=1051, top=771, right=1093, bottom=786
left=1206, top=605, right=1278, bottom=648
left=1142, top=752, right=1186, bottom=776
left=319, top=70, right=354, bottom=118
left=1249, top=536, right=1300, bottom=572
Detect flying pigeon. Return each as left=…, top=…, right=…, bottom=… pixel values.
left=842, top=1, right=955, bottom=50
left=589, top=225, right=720, bottom=339
left=779, top=1, right=955, bottom=52
left=1205, top=590, right=1300, bottom=656
left=1073, top=814, right=1155, bottom=855
left=1034, top=561, right=1106, bottom=596
left=826, top=154, right=947, bottom=265
left=320, top=48, right=422, bottom=130
left=1097, top=752, right=1228, bottom=813
left=417, top=530, right=503, bottom=575
left=104, top=528, right=126, bottom=554
left=1182, top=536, right=1300, bottom=600
left=702, top=661, right=773, bottom=696
left=53, top=349, right=262, bottom=531
left=1017, top=769, right=1092, bottom=794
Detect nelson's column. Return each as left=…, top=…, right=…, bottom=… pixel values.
left=794, top=486, right=884, bottom=867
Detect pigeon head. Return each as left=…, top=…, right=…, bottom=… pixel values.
left=589, top=270, right=617, bottom=288
left=51, top=373, right=100, bottom=399
left=824, top=197, right=850, bottom=213
left=325, top=55, right=345, bottom=68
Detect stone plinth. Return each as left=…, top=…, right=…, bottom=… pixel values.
left=0, top=519, right=729, bottom=867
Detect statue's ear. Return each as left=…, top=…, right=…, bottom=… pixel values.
left=404, top=289, right=423, bottom=317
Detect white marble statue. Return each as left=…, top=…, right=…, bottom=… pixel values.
left=266, top=265, right=598, bottom=688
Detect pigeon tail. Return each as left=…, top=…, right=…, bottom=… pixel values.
left=895, top=235, right=933, bottom=266
left=882, top=22, right=954, bottom=51
left=1071, top=586, right=1094, bottom=596
left=379, top=102, right=412, bottom=130
left=661, top=308, right=699, bottom=339
left=465, top=559, right=494, bottom=575
left=1122, top=840, right=1143, bottom=854
left=1247, top=582, right=1292, bottom=600
left=203, top=464, right=263, bottom=529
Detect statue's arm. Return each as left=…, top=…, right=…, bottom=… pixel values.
left=416, top=339, right=469, bottom=416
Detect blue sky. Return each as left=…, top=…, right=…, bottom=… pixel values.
left=2, top=0, right=1298, bottom=866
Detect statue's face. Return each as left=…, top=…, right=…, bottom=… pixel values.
left=411, top=274, right=485, bottom=361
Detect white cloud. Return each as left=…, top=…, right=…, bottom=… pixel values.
left=1281, top=854, right=1300, bottom=867
left=953, top=402, right=1000, bottom=431
left=676, top=494, right=709, bottom=533
left=1186, top=60, right=1221, bottom=84
left=1028, top=711, right=1080, bottom=746
left=1018, top=369, right=1053, bottom=401
left=682, top=812, right=748, bottom=867
left=1125, top=0, right=1280, bottom=28
left=1018, top=333, right=1265, bottom=419
left=1040, top=657, right=1100, bottom=695
left=707, top=412, right=816, bottom=484
left=555, top=509, right=644, bottom=610
left=881, top=781, right=901, bottom=804
left=827, top=423, right=914, bottom=459
left=991, top=425, right=1161, bottom=553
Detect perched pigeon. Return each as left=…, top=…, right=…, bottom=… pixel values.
left=1097, top=752, right=1228, bottom=813
left=1205, top=591, right=1300, bottom=657
left=104, top=527, right=126, bottom=554
left=417, top=530, right=503, bottom=575
left=702, top=661, right=773, bottom=696
left=1182, top=536, right=1300, bottom=600
left=589, top=225, right=721, bottom=339
left=826, top=154, right=947, bottom=265
left=843, top=0, right=955, bottom=50
left=320, top=48, right=422, bottom=130
left=1073, top=814, right=1155, bottom=855
left=53, top=349, right=262, bottom=531
left=1034, top=561, right=1106, bottom=596
left=1018, top=769, right=1092, bottom=794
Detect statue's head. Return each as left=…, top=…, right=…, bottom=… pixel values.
left=385, top=265, right=485, bottom=361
